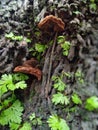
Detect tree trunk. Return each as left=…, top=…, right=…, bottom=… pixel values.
left=0, top=0, right=98, bottom=130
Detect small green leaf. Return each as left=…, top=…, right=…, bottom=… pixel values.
left=13, top=73, right=29, bottom=82
left=63, top=50, right=69, bottom=56
left=5, top=32, right=14, bottom=38
left=89, top=3, right=97, bottom=10
left=47, top=115, right=70, bottom=130
left=52, top=92, right=69, bottom=105
left=35, top=43, right=47, bottom=53
left=73, top=11, right=81, bottom=15
left=72, top=93, right=82, bottom=105
left=54, top=79, right=66, bottom=91
left=57, top=36, right=65, bottom=44
left=52, top=76, right=66, bottom=91
left=61, top=41, right=70, bottom=50
left=15, top=81, right=27, bottom=89
left=85, top=96, right=98, bottom=111
left=0, top=100, right=24, bottom=125
left=25, top=38, right=31, bottom=43
left=75, top=70, right=84, bottom=84
left=20, top=122, right=32, bottom=130
left=29, top=113, right=36, bottom=121
left=0, top=74, right=13, bottom=96
left=9, top=122, right=20, bottom=130
left=61, top=41, right=70, bottom=56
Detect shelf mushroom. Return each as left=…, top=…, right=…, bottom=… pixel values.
left=38, top=15, right=65, bottom=97
left=13, top=58, right=42, bottom=81
left=38, top=15, right=65, bottom=32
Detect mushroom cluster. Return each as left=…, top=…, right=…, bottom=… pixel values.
left=14, top=58, right=42, bottom=80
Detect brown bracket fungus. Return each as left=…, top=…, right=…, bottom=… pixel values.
left=38, top=15, right=65, bottom=32
left=38, top=15, right=65, bottom=97
left=13, top=58, right=42, bottom=81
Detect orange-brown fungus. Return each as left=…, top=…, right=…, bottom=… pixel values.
left=38, top=15, right=65, bottom=32
left=13, top=58, right=42, bottom=80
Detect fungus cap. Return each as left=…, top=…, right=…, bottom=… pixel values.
left=38, top=15, right=65, bottom=32
left=13, top=58, right=42, bottom=80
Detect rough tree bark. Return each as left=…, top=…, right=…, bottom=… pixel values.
left=0, top=0, right=98, bottom=130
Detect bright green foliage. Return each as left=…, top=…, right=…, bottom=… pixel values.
left=89, top=0, right=97, bottom=10
left=89, top=3, right=97, bottom=10
left=35, top=43, right=47, bottom=53
left=0, top=95, right=16, bottom=111
left=75, top=69, right=84, bottom=84
left=52, top=92, right=69, bottom=105
left=0, top=73, right=28, bottom=129
left=12, top=73, right=29, bottom=82
left=61, top=41, right=70, bottom=56
left=0, top=74, right=27, bottom=97
left=20, top=122, right=32, bottom=130
left=57, top=36, right=65, bottom=44
left=9, top=122, right=20, bottom=130
left=5, top=32, right=31, bottom=43
left=73, top=11, right=82, bottom=15
left=72, top=93, right=82, bottom=105
left=5, top=32, right=23, bottom=41
left=52, top=76, right=66, bottom=91
left=29, top=113, right=42, bottom=126
left=47, top=115, right=70, bottom=130
left=57, top=36, right=70, bottom=56
left=85, top=96, right=98, bottom=111
left=29, top=43, right=47, bottom=60
left=29, top=112, right=36, bottom=120
left=0, top=99, right=24, bottom=126
left=0, top=74, right=13, bottom=96
left=15, top=81, right=27, bottom=89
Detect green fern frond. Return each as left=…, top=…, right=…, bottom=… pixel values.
left=0, top=100, right=24, bottom=125
left=47, top=114, right=70, bottom=130
left=52, top=92, right=69, bottom=105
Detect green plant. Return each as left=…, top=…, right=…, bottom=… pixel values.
left=52, top=76, right=67, bottom=92
left=72, top=93, right=82, bottom=105
left=35, top=43, right=47, bottom=53
left=29, top=113, right=42, bottom=126
left=47, top=114, right=70, bottom=130
left=12, top=73, right=29, bottom=81
left=89, top=0, right=97, bottom=10
left=73, top=11, right=82, bottom=15
left=29, top=43, right=47, bottom=60
left=61, top=41, right=71, bottom=56
left=85, top=96, right=98, bottom=111
left=57, top=36, right=71, bottom=56
left=52, top=92, right=69, bottom=105
left=0, top=73, right=28, bottom=97
left=75, top=69, right=84, bottom=84
left=20, top=122, right=32, bottom=130
left=0, top=96, right=24, bottom=129
left=5, top=32, right=31, bottom=43
left=57, top=36, right=65, bottom=44
left=0, top=73, right=29, bottom=130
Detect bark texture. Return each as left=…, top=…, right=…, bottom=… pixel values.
left=0, top=0, right=98, bottom=130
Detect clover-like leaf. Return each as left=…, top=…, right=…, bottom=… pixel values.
left=47, top=115, right=70, bottom=130
left=85, top=96, right=98, bottom=111
left=52, top=92, right=69, bottom=105
left=72, top=93, right=82, bottom=105
left=35, top=43, right=47, bottom=53
left=0, top=100, right=24, bottom=125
